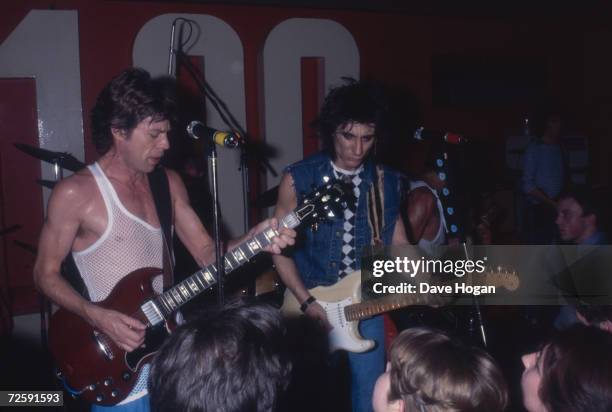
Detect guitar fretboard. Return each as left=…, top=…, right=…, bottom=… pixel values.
left=344, top=293, right=445, bottom=322
left=141, top=212, right=300, bottom=325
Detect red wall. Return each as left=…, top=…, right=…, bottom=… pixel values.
left=1, top=1, right=611, bottom=313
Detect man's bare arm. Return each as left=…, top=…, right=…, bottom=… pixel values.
left=391, top=215, right=409, bottom=245
left=167, top=170, right=216, bottom=267
left=168, top=170, right=295, bottom=267
left=405, top=187, right=436, bottom=243
left=272, top=173, right=330, bottom=328
left=33, top=178, right=145, bottom=352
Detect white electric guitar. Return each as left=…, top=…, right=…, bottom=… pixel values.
left=281, top=268, right=519, bottom=353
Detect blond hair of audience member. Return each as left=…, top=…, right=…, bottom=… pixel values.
left=373, top=327, right=508, bottom=412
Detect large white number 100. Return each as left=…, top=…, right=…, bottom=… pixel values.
left=0, top=10, right=83, bottom=191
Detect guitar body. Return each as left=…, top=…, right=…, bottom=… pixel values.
left=281, top=271, right=375, bottom=353
left=49, top=267, right=171, bottom=406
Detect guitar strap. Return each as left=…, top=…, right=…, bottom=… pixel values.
left=147, top=166, right=175, bottom=289
left=367, top=165, right=385, bottom=247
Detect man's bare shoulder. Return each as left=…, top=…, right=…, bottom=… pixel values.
left=164, top=167, right=182, bottom=186
left=408, top=186, right=436, bottom=205
left=49, top=168, right=96, bottom=209
left=164, top=167, right=187, bottom=198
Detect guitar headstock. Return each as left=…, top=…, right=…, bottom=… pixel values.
left=482, top=266, right=520, bottom=291
left=294, top=179, right=353, bottom=228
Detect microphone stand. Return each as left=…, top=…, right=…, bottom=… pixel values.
left=435, top=149, right=488, bottom=348
left=206, top=140, right=225, bottom=306
left=173, top=50, right=235, bottom=305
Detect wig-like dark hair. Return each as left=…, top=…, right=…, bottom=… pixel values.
left=90, top=68, right=176, bottom=155
left=313, top=78, right=389, bottom=158
left=149, top=299, right=291, bottom=412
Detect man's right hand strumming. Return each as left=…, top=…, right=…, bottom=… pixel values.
left=85, top=305, right=146, bottom=352
left=303, top=301, right=333, bottom=331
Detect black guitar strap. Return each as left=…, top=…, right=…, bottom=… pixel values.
left=147, top=166, right=175, bottom=289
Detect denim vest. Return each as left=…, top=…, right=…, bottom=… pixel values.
left=286, top=152, right=403, bottom=289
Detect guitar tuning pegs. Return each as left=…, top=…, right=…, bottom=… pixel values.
left=311, top=222, right=319, bottom=232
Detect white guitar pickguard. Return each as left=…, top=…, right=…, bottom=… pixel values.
left=321, top=298, right=375, bottom=353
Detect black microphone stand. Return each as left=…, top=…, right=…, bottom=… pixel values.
left=206, top=137, right=225, bottom=305
left=170, top=18, right=279, bottom=302
left=174, top=49, right=251, bottom=306
left=435, top=149, right=488, bottom=348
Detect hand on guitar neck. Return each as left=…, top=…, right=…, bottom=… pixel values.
left=84, top=304, right=146, bottom=352
left=244, top=217, right=296, bottom=256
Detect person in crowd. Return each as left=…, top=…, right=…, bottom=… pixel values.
left=149, top=300, right=291, bottom=412
left=33, top=68, right=295, bottom=411
left=521, top=325, right=612, bottom=412
left=555, top=187, right=607, bottom=245
left=373, top=327, right=508, bottom=412
left=273, top=79, right=408, bottom=412
left=554, top=186, right=608, bottom=329
left=522, top=111, right=566, bottom=244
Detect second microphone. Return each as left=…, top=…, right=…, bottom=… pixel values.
left=187, top=121, right=243, bottom=148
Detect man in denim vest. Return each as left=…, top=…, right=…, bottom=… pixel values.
left=273, top=80, right=408, bottom=412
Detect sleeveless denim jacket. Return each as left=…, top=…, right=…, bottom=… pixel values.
left=286, top=152, right=403, bottom=289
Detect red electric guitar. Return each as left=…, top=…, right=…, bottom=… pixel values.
left=49, top=180, right=351, bottom=406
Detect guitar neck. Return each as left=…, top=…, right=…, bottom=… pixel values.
left=344, top=293, right=445, bottom=322
left=343, top=270, right=517, bottom=322
left=147, top=212, right=300, bottom=321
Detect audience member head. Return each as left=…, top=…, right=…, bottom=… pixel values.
left=521, top=325, right=612, bottom=412
left=91, top=67, right=176, bottom=155
left=373, top=327, right=508, bottom=412
left=314, top=78, right=389, bottom=167
left=149, top=300, right=291, bottom=412
left=533, top=110, right=562, bottom=142
left=556, top=187, right=603, bottom=244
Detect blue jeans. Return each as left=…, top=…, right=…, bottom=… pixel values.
left=91, top=395, right=149, bottom=412
left=347, top=316, right=385, bottom=412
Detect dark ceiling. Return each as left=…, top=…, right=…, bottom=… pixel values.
left=111, top=0, right=611, bottom=18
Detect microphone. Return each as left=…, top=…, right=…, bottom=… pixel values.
left=414, top=126, right=467, bottom=144
left=187, top=121, right=243, bottom=148
left=167, top=20, right=177, bottom=76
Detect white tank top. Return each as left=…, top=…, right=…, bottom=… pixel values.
left=409, top=180, right=448, bottom=255
left=72, top=162, right=163, bottom=303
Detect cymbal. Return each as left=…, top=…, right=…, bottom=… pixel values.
left=14, top=143, right=85, bottom=172
left=254, top=185, right=279, bottom=208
